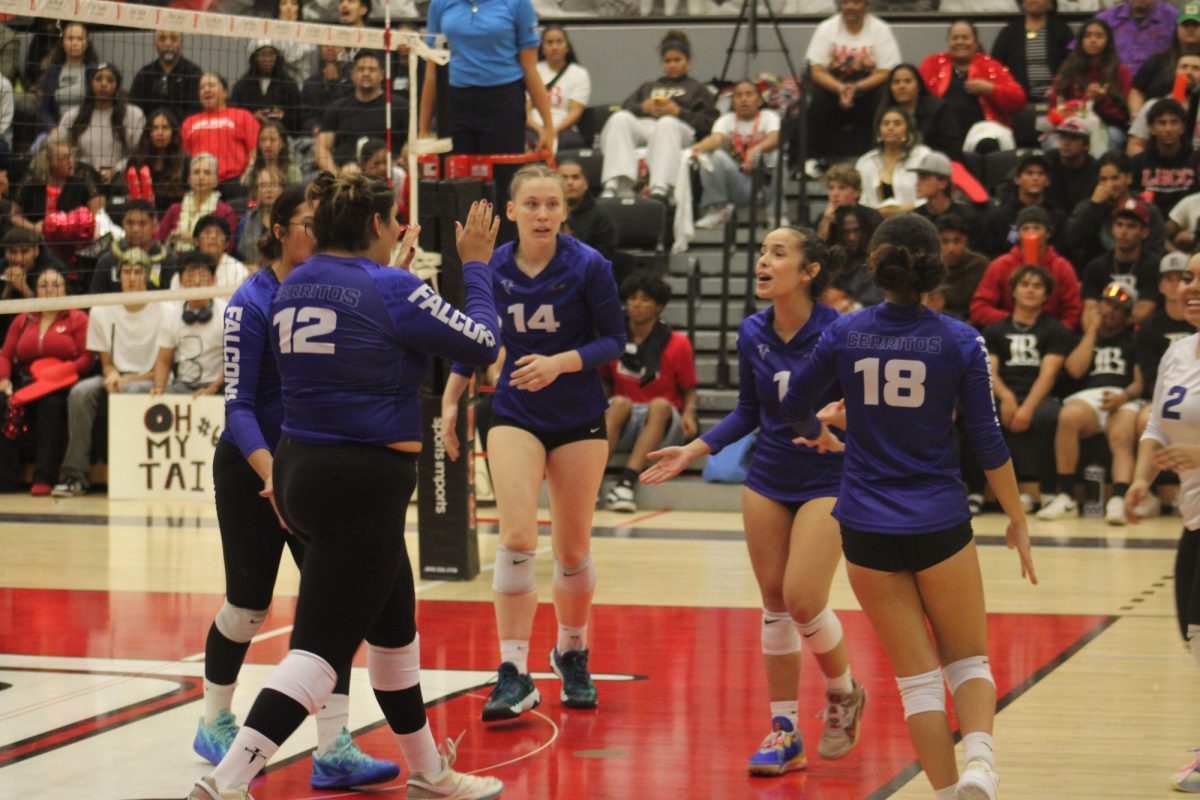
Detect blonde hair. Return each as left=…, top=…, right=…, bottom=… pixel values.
left=509, top=163, right=565, bottom=201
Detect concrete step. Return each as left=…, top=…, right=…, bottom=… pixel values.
left=695, top=355, right=741, bottom=387
left=666, top=274, right=751, bottom=297
left=697, top=389, right=739, bottom=412
left=662, top=298, right=767, bottom=329
left=689, top=329, right=739, bottom=355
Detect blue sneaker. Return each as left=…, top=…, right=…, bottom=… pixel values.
left=747, top=716, right=806, bottom=776
left=482, top=662, right=540, bottom=722
left=550, top=647, right=598, bottom=709
left=310, top=728, right=400, bottom=789
left=193, top=709, right=238, bottom=766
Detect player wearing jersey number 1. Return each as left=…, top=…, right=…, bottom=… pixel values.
left=441, top=164, right=625, bottom=721
left=642, top=226, right=866, bottom=776
left=1125, top=251, right=1200, bottom=794
left=188, top=175, right=504, bottom=800
left=779, top=214, right=1036, bottom=800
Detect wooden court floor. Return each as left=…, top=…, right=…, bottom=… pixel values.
left=0, top=494, right=1196, bottom=799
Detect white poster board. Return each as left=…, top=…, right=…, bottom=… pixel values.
left=107, top=394, right=226, bottom=500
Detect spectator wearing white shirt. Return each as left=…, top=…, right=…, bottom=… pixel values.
left=1167, top=188, right=1200, bottom=250
left=804, top=0, right=901, bottom=163
left=171, top=214, right=249, bottom=290
left=150, top=251, right=226, bottom=397
left=691, top=80, right=781, bottom=230
left=52, top=249, right=166, bottom=497
left=854, top=107, right=931, bottom=216
left=528, top=25, right=591, bottom=150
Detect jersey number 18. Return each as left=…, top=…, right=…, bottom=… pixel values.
left=854, top=357, right=926, bottom=408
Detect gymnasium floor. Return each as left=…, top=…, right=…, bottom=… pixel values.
left=0, top=494, right=1195, bottom=799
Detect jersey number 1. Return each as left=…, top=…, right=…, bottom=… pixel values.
left=854, top=357, right=926, bottom=408
left=274, top=307, right=337, bottom=355
left=507, top=303, right=561, bottom=333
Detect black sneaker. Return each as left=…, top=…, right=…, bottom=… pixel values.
left=550, top=647, right=598, bottom=709
left=481, top=662, right=540, bottom=722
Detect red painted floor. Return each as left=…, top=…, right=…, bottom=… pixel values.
left=1, top=589, right=1109, bottom=798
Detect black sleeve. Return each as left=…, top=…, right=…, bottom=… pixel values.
left=1136, top=323, right=1166, bottom=386
left=320, top=102, right=340, bottom=134
left=1046, top=319, right=1074, bottom=356
left=591, top=207, right=618, bottom=264
left=1080, top=260, right=1103, bottom=300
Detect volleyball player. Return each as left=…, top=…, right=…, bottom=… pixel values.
left=441, top=164, right=624, bottom=719
left=779, top=214, right=1036, bottom=800
left=195, top=183, right=398, bottom=790
left=1125, top=250, right=1200, bottom=794
left=188, top=176, right=504, bottom=800
left=641, top=226, right=866, bottom=775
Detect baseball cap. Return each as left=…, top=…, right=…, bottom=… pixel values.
left=1056, top=116, right=1093, bottom=138
left=1101, top=281, right=1138, bottom=311
left=1016, top=151, right=1051, bottom=175
left=1161, top=251, right=1190, bottom=273
left=1112, top=196, right=1150, bottom=226
left=1016, top=205, right=1052, bottom=230
left=915, top=151, right=952, bottom=178
left=1181, top=2, right=1200, bottom=24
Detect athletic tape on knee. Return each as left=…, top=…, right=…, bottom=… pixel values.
left=263, top=649, right=337, bottom=715
left=368, top=635, right=421, bottom=693
left=896, top=667, right=946, bottom=719
left=492, top=546, right=537, bottom=594
left=796, top=606, right=844, bottom=655
left=553, top=554, right=596, bottom=596
left=214, top=600, right=269, bottom=644
left=761, top=609, right=802, bottom=655
left=943, top=655, right=994, bottom=695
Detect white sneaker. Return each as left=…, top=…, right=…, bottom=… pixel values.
left=1018, top=493, right=1035, bottom=513
left=695, top=204, right=733, bottom=230
left=407, top=734, right=503, bottom=799
left=1105, top=495, right=1126, bottom=526
left=604, top=483, right=637, bottom=513
left=188, top=777, right=254, bottom=800
left=1036, top=493, right=1077, bottom=520
left=955, top=758, right=999, bottom=800
left=1134, top=492, right=1161, bottom=519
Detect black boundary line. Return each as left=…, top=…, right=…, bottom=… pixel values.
left=0, top=666, right=202, bottom=766
left=865, top=614, right=1121, bottom=800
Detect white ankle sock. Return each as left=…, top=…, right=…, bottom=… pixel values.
left=314, top=693, right=349, bottom=755
left=500, top=640, right=529, bottom=674
left=395, top=720, right=443, bottom=777
left=211, top=726, right=278, bottom=789
left=769, top=700, right=798, bottom=729
left=933, top=786, right=957, bottom=800
left=962, top=730, right=995, bottom=769
left=204, top=679, right=235, bottom=726
left=557, top=624, right=587, bottom=654
left=825, top=667, right=854, bottom=696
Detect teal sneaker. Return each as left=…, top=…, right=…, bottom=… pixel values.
left=481, top=662, right=540, bottom=722
left=193, top=709, right=238, bottom=766
left=310, top=728, right=400, bottom=789
left=1172, top=749, right=1200, bottom=793
left=550, top=647, right=598, bottom=709
left=748, top=716, right=806, bottom=777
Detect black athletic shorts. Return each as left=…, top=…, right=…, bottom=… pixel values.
left=490, top=413, right=606, bottom=453
left=840, top=520, right=973, bottom=573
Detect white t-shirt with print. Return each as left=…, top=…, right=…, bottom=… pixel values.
left=712, top=109, right=782, bottom=168
left=804, top=13, right=901, bottom=80
left=534, top=61, right=591, bottom=129
left=87, top=302, right=167, bottom=376
left=156, top=299, right=227, bottom=386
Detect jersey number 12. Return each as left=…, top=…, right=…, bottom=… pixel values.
left=274, top=306, right=337, bottom=355
left=854, top=357, right=926, bottom=408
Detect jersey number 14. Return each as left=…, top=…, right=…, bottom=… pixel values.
left=507, top=303, right=561, bottom=333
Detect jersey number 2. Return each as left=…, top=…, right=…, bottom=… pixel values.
left=274, top=307, right=337, bottom=355
left=854, top=357, right=926, bottom=408
left=507, top=303, right=561, bottom=333
left=1163, top=386, right=1187, bottom=420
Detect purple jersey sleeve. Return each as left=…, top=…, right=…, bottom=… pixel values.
left=701, top=321, right=762, bottom=453
left=383, top=261, right=500, bottom=366
left=958, top=329, right=1011, bottom=470
left=222, top=274, right=277, bottom=459
left=778, top=322, right=842, bottom=439
left=574, top=255, right=625, bottom=371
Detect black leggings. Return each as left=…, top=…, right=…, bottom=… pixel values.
left=1177, top=527, right=1200, bottom=641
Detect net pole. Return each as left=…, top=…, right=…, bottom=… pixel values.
left=384, top=4, right=393, bottom=187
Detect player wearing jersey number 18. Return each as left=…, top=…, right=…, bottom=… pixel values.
left=1125, top=251, right=1200, bottom=794
left=442, top=164, right=625, bottom=722
left=642, top=226, right=866, bottom=777
left=779, top=214, right=1036, bottom=800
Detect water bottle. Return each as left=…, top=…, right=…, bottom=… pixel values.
left=1082, top=463, right=1106, bottom=518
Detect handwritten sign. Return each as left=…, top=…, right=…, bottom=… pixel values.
left=107, top=394, right=226, bottom=500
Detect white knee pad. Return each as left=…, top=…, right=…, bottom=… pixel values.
left=553, top=554, right=596, bottom=596
left=263, top=649, right=337, bottom=714
left=368, top=635, right=421, bottom=692
left=761, top=609, right=802, bottom=656
left=796, top=606, right=844, bottom=655
left=492, top=546, right=537, bottom=594
left=943, top=655, right=995, bottom=695
left=214, top=601, right=269, bottom=644
left=896, top=667, right=947, bottom=719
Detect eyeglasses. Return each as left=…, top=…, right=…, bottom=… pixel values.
left=286, top=222, right=313, bottom=236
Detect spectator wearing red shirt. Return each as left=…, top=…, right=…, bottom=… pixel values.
left=0, top=268, right=94, bottom=494
left=919, top=20, right=1027, bottom=153
left=181, top=72, right=259, bottom=196
left=971, top=206, right=1082, bottom=331
left=600, top=272, right=697, bottom=513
